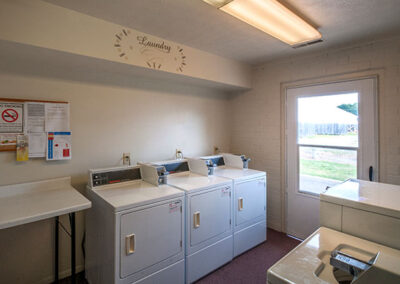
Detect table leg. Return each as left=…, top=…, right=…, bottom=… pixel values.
left=55, top=216, right=59, bottom=283
left=69, top=212, right=76, bottom=284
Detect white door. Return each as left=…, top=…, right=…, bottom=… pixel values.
left=286, top=78, right=378, bottom=239
left=235, top=178, right=266, bottom=227
left=120, top=200, right=183, bottom=278
left=190, top=186, right=231, bottom=247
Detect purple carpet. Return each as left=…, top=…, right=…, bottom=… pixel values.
left=195, top=228, right=301, bottom=284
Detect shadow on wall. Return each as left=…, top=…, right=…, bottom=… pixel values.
left=0, top=39, right=231, bottom=100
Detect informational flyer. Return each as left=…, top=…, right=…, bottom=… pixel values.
left=28, top=132, right=46, bottom=158
left=0, top=102, right=24, bottom=133
left=45, top=103, right=70, bottom=132
left=25, top=102, right=45, bottom=133
left=0, top=133, right=17, bottom=146
left=46, top=132, right=72, bottom=161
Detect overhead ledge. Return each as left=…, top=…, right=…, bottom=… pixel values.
left=0, top=0, right=252, bottom=90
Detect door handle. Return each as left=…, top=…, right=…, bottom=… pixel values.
left=369, top=166, right=373, bottom=181
left=193, top=211, right=200, bottom=228
left=126, top=234, right=135, bottom=255
left=238, top=197, right=244, bottom=211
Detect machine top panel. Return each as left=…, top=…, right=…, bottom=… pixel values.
left=213, top=166, right=265, bottom=181
left=91, top=180, right=183, bottom=212
left=166, top=171, right=231, bottom=193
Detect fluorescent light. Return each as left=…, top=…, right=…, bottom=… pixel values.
left=203, top=0, right=321, bottom=46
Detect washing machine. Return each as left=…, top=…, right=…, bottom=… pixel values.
left=201, top=153, right=267, bottom=257
left=267, top=227, right=400, bottom=284
left=150, top=158, right=233, bottom=283
left=85, top=164, right=185, bottom=284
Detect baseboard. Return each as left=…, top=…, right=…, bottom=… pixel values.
left=34, top=264, right=85, bottom=284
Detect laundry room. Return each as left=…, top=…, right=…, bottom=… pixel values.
left=0, top=1, right=399, bottom=284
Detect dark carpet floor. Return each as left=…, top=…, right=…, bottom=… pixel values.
left=61, top=229, right=300, bottom=284
left=195, top=228, right=301, bottom=284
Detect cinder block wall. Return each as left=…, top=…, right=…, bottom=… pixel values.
left=230, top=36, right=400, bottom=231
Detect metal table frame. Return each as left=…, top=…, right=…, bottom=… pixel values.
left=54, top=212, right=76, bottom=284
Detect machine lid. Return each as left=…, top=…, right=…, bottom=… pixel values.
left=167, top=171, right=231, bottom=192
left=213, top=166, right=266, bottom=181
left=320, top=179, right=400, bottom=219
left=92, top=180, right=183, bottom=212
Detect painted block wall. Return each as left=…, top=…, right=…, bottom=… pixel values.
left=0, top=69, right=232, bottom=283
left=230, top=36, right=400, bottom=231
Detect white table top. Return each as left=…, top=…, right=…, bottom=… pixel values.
left=213, top=166, right=265, bottom=181
left=90, top=180, right=184, bottom=212
left=167, top=171, right=232, bottom=193
left=320, top=179, right=400, bottom=219
left=0, top=177, right=91, bottom=230
left=267, top=227, right=400, bottom=284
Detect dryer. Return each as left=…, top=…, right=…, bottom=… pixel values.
left=201, top=153, right=267, bottom=257
left=151, top=159, right=233, bottom=283
left=85, top=165, right=185, bottom=284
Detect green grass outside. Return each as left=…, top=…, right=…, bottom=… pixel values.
left=300, top=159, right=356, bottom=181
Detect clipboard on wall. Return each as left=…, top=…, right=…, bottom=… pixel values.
left=0, top=98, right=69, bottom=152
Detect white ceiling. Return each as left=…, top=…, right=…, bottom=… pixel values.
left=47, top=0, right=400, bottom=65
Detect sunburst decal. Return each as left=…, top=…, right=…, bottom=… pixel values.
left=175, top=46, right=186, bottom=72
left=114, top=29, right=132, bottom=61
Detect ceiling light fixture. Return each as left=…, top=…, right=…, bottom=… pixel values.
left=203, top=0, right=322, bottom=46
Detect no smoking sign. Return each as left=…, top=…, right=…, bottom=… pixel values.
left=0, top=103, right=24, bottom=133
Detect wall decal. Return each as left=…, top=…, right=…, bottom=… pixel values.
left=113, top=29, right=187, bottom=72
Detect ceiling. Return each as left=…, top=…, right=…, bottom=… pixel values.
left=46, top=0, right=400, bottom=65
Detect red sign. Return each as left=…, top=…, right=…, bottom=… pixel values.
left=1, top=109, right=19, bottom=123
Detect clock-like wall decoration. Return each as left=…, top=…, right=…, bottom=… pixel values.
left=114, top=29, right=133, bottom=61
left=113, top=29, right=187, bottom=73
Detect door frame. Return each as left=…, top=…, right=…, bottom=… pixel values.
left=280, top=69, right=383, bottom=234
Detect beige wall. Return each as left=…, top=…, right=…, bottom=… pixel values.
left=230, top=36, right=400, bottom=231
left=0, top=69, right=232, bottom=283
left=0, top=0, right=252, bottom=89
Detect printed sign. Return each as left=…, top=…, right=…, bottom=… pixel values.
left=46, top=132, right=72, bottom=161
left=0, top=103, right=23, bottom=133
left=113, top=29, right=187, bottom=73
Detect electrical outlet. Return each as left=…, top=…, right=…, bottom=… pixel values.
left=123, top=153, right=131, bottom=165
left=214, top=146, right=219, bottom=154
left=176, top=149, right=183, bottom=160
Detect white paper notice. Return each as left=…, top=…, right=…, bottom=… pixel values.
left=45, top=103, right=70, bottom=132
left=28, top=133, right=46, bottom=158
left=25, top=102, right=45, bottom=133
left=46, top=132, right=72, bottom=161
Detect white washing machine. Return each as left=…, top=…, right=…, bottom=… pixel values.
left=267, top=227, right=400, bottom=284
left=85, top=165, right=185, bottom=284
left=320, top=179, right=400, bottom=250
left=201, top=154, right=267, bottom=257
left=151, top=159, right=234, bottom=283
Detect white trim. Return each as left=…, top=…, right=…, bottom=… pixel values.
left=280, top=69, right=383, bottom=234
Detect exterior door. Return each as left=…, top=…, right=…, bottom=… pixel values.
left=286, top=78, right=378, bottom=239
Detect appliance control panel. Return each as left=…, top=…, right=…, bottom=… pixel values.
left=90, top=166, right=141, bottom=187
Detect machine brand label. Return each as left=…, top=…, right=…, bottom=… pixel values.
left=169, top=201, right=181, bottom=213
left=221, top=187, right=230, bottom=196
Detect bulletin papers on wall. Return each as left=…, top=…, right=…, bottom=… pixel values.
left=0, top=101, right=71, bottom=161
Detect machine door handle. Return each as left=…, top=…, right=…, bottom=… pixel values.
left=238, top=197, right=244, bottom=211
left=369, top=166, right=373, bottom=181
left=126, top=234, right=135, bottom=255
left=193, top=211, right=200, bottom=228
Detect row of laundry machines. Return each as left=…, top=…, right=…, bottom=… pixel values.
left=85, top=153, right=267, bottom=284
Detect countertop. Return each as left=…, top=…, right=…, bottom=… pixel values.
left=0, top=177, right=91, bottom=230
